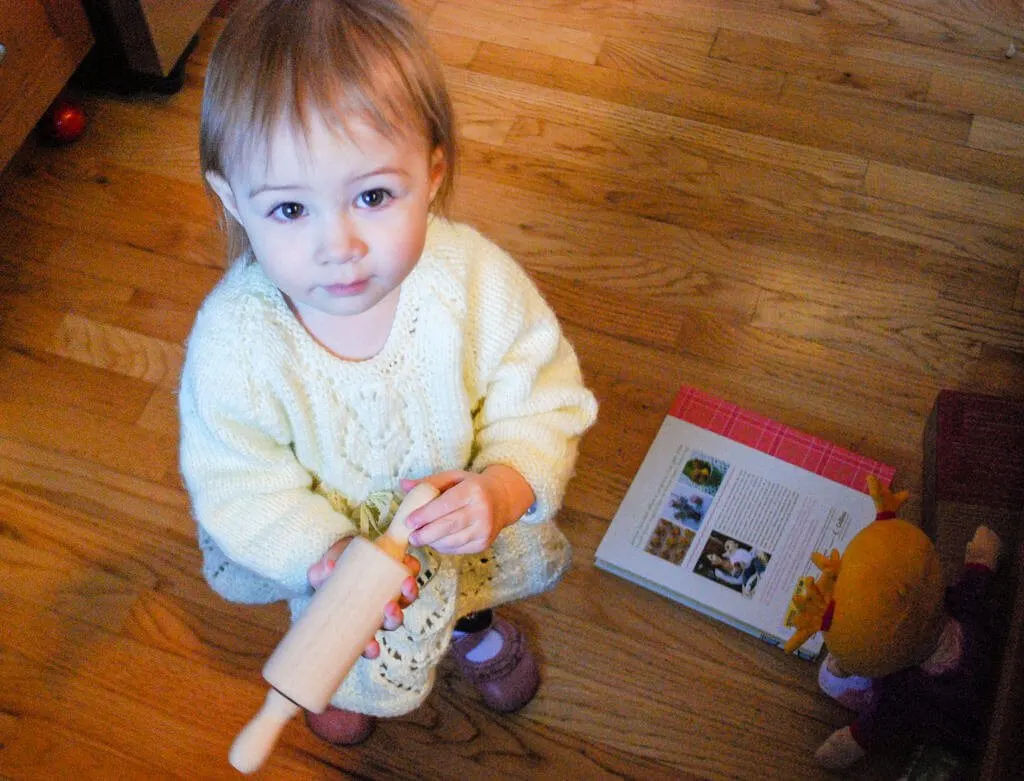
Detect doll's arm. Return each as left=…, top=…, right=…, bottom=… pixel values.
left=815, top=726, right=866, bottom=770
left=946, top=525, right=1002, bottom=622
left=965, top=525, right=1001, bottom=569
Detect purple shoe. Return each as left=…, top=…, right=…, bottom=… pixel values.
left=305, top=706, right=376, bottom=745
left=451, top=616, right=540, bottom=712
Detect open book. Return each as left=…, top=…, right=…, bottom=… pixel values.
left=595, top=386, right=895, bottom=659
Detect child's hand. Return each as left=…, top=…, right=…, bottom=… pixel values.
left=307, top=537, right=421, bottom=659
left=400, top=465, right=535, bottom=554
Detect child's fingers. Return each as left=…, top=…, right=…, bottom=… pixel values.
left=398, top=575, right=418, bottom=607
left=402, top=554, right=421, bottom=579
left=362, top=639, right=381, bottom=659
left=424, top=524, right=486, bottom=555
left=307, top=557, right=335, bottom=590
left=403, top=472, right=471, bottom=528
left=382, top=600, right=404, bottom=631
left=307, top=537, right=352, bottom=589
left=408, top=512, right=464, bottom=547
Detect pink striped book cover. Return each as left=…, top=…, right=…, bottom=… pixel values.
left=668, top=386, right=895, bottom=492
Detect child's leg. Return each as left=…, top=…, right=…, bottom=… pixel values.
left=818, top=654, right=876, bottom=712
left=452, top=609, right=505, bottom=661
left=305, top=706, right=375, bottom=745
left=450, top=521, right=570, bottom=712
left=451, top=611, right=540, bottom=712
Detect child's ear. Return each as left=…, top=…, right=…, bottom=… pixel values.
left=205, top=171, right=242, bottom=224
left=427, top=147, right=446, bottom=203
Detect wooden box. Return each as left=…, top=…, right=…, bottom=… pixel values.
left=0, top=0, right=93, bottom=171
left=84, top=0, right=218, bottom=77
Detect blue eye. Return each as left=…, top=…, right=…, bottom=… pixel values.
left=273, top=202, right=305, bottom=220
left=358, top=189, right=392, bottom=208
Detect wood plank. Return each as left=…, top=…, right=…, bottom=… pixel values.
left=969, top=115, right=1024, bottom=158
left=437, top=0, right=723, bottom=46
left=0, top=347, right=153, bottom=424
left=778, top=75, right=972, bottom=145
left=450, top=65, right=870, bottom=186
left=712, top=1, right=1024, bottom=88
left=0, top=716, right=180, bottom=781
left=454, top=46, right=1024, bottom=191
left=928, top=72, right=1024, bottom=124
left=750, top=284, right=980, bottom=380
left=427, top=30, right=481, bottom=68
left=709, top=27, right=933, bottom=102
left=568, top=325, right=932, bottom=492
left=0, top=470, right=281, bottom=635
left=73, top=95, right=204, bottom=184
left=136, top=387, right=179, bottom=437
left=0, top=596, right=270, bottom=780
left=461, top=125, right=1022, bottom=272
left=452, top=175, right=766, bottom=316
left=840, top=29, right=1024, bottom=90
left=453, top=174, right=1013, bottom=382
left=2, top=154, right=223, bottom=269
left=0, top=256, right=200, bottom=345
left=0, top=224, right=225, bottom=304
left=0, top=254, right=135, bottom=312
left=429, top=3, right=605, bottom=64
left=0, top=298, right=68, bottom=355
left=596, top=36, right=786, bottom=98
left=864, top=161, right=1024, bottom=229
left=0, top=402, right=175, bottom=483
left=50, top=313, right=185, bottom=390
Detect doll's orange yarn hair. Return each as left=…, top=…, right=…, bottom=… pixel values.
left=785, top=477, right=946, bottom=678
left=824, top=518, right=945, bottom=677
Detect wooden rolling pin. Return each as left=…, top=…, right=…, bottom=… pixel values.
left=229, top=482, right=439, bottom=773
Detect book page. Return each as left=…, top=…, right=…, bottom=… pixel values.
left=596, top=415, right=878, bottom=655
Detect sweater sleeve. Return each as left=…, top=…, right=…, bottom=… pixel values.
left=462, top=231, right=598, bottom=523
left=178, top=303, right=358, bottom=595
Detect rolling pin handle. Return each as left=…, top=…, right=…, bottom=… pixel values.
left=377, top=482, right=440, bottom=560
left=229, top=687, right=301, bottom=774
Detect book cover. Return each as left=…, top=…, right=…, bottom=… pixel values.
left=595, top=385, right=896, bottom=659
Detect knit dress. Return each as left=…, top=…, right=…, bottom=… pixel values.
left=178, top=218, right=598, bottom=716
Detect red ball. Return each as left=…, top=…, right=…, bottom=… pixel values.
left=44, top=99, right=87, bottom=144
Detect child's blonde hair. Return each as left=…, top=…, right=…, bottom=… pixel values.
left=199, top=0, right=458, bottom=261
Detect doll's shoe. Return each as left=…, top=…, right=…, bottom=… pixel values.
left=305, top=706, right=376, bottom=745
left=818, top=654, right=876, bottom=713
left=451, top=616, right=540, bottom=712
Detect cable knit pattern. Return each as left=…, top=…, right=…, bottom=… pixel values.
left=179, top=218, right=597, bottom=716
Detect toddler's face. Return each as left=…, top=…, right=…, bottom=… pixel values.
left=208, top=112, right=444, bottom=324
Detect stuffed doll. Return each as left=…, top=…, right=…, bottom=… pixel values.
left=784, top=476, right=1002, bottom=770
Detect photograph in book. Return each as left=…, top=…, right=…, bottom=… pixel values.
left=595, top=386, right=896, bottom=659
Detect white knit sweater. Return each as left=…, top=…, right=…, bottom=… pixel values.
left=178, top=219, right=597, bottom=716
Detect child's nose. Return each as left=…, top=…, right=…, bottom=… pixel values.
left=320, top=212, right=367, bottom=264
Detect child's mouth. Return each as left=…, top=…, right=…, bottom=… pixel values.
left=323, top=280, right=369, bottom=297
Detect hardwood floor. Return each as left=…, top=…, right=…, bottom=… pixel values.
left=1, top=1, right=1022, bottom=779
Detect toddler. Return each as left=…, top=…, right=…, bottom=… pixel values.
left=179, top=0, right=597, bottom=747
